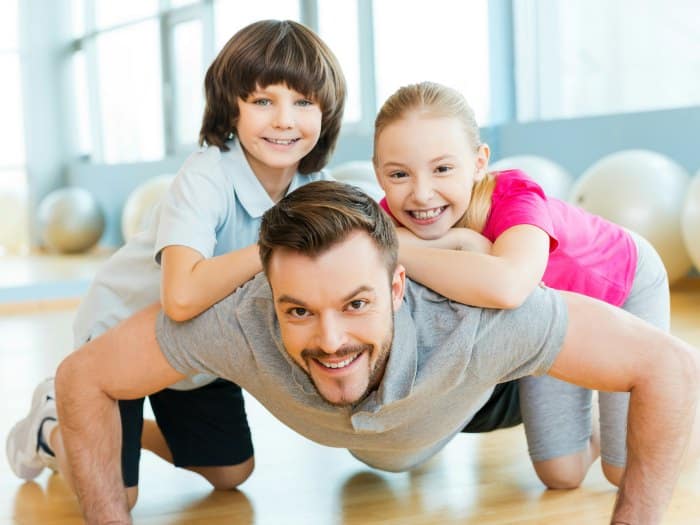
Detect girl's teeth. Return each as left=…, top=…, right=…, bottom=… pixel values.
left=410, top=207, right=444, bottom=220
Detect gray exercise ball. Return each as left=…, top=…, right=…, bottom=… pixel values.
left=37, top=187, right=105, bottom=254
left=571, top=150, right=692, bottom=284
left=681, top=170, right=700, bottom=272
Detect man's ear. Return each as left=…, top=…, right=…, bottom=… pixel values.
left=391, top=264, right=406, bottom=311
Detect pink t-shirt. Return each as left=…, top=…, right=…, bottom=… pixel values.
left=380, top=169, right=638, bottom=306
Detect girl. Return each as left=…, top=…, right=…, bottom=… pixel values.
left=372, top=81, right=669, bottom=489
left=8, top=19, right=346, bottom=507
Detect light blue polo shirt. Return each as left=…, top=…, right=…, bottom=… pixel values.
left=73, top=141, right=330, bottom=390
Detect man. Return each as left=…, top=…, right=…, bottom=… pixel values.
left=8, top=181, right=699, bottom=524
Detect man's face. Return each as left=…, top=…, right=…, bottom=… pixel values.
left=267, top=231, right=405, bottom=407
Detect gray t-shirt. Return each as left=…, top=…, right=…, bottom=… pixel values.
left=156, top=274, right=567, bottom=471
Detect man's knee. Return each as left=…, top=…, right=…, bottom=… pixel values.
left=189, top=456, right=255, bottom=490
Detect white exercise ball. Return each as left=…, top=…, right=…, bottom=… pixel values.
left=37, top=187, right=105, bottom=254
left=681, top=171, right=700, bottom=272
left=571, top=150, right=692, bottom=284
left=329, top=161, right=383, bottom=201
left=0, top=189, right=29, bottom=255
left=121, top=175, right=174, bottom=242
left=490, top=155, right=574, bottom=200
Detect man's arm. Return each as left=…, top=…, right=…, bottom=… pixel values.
left=56, top=303, right=186, bottom=525
left=550, top=291, right=699, bottom=525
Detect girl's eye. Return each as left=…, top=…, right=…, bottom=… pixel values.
left=347, top=300, right=367, bottom=311
left=435, top=165, right=452, bottom=173
left=389, top=171, right=408, bottom=179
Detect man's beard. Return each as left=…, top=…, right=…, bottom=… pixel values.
left=299, top=316, right=394, bottom=408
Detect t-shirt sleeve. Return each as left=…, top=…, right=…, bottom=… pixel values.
left=486, top=170, right=559, bottom=251
left=153, top=162, right=229, bottom=264
left=155, top=294, right=247, bottom=380
left=467, top=284, right=568, bottom=383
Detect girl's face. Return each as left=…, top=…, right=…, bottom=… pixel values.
left=236, top=83, right=322, bottom=178
left=374, top=113, right=490, bottom=240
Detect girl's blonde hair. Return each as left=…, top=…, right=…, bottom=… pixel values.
left=373, top=81, right=496, bottom=232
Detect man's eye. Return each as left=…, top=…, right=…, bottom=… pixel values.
left=289, top=307, right=309, bottom=318
left=347, top=300, right=367, bottom=311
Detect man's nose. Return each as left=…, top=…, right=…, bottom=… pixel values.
left=315, top=313, right=347, bottom=354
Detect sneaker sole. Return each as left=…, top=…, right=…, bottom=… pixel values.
left=6, top=378, right=55, bottom=480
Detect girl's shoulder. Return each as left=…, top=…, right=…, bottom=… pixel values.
left=491, top=169, right=545, bottom=198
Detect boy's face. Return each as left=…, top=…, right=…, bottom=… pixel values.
left=236, top=83, right=322, bottom=180
left=374, top=112, right=490, bottom=239
left=267, top=231, right=405, bottom=407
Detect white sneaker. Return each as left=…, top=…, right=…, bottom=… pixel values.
left=6, top=378, right=58, bottom=480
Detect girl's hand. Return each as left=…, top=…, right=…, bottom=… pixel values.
left=396, top=227, right=492, bottom=253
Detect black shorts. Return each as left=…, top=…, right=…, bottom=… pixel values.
left=461, top=380, right=522, bottom=433
left=119, top=378, right=253, bottom=487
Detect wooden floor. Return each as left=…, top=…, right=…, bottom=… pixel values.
left=1, top=258, right=700, bottom=524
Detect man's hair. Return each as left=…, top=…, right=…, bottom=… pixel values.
left=199, top=19, right=346, bottom=174
left=259, top=181, right=398, bottom=276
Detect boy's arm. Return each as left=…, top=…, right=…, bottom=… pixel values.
left=56, top=303, right=186, bottom=525
left=551, top=291, right=699, bottom=524
left=160, top=244, right=262, bottom=321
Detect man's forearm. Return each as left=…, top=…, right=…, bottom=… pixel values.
left=611, top=347, right=698, bottom=524
left=56, top=356, right=131, bottom=525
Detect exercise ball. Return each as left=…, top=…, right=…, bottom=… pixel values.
left=121, top=175, right=174, bottom=242
left=571, top=150, right=692, bottom=284
left=329, top=161, right=383, bottom=201
left=37, top=187, right=105, bottom=254
left=0, top=189, right=29, bottom=255
left=489, top=155, right=574, bottom=200
left=681, top=170, right=700, bottom=272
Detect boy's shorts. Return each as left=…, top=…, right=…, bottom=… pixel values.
left=119, top=378, right=253, bottom=487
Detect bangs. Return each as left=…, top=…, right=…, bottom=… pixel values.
left=234, top=34, right=335, bottom=110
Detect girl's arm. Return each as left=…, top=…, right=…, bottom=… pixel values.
left=398, top=225, right=550, bottom=309
left=160, top=244, right=262, bottom=322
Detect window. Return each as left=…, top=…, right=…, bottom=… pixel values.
left=213, top=0, right=300, bottom=50
left=514, top=0, right=700, bottom=120
left=372, top=0, right=491, bottom=124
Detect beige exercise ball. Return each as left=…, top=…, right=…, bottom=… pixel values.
left=681, top=170, right=700, bottom=272
left=490, top=155, right=574, bottom=200
left=37, top=187, right=105, bottom=254
left=329, top=161, right=383, bottom=201
left=0, top=188, right=29, bottom=255
left=571, top=150, right=692, bottom=284
left=121, top=175, right=174, bottom=242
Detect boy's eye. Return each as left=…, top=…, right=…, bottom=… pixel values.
left=253, top=98, right=271, bottom=106
left=296, top=99, right=314, bottom=107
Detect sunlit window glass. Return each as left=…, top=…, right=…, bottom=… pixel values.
left=318, top=0, right=360, bottom=123
left=169, top=0, right=197, bottom=8
left=0, top=53, right=25, bottom=166
left=70, top=0, right=85, bottom=38
left=95, top=20, right=164, bottom=163
left=213, top=0, right=300, bottom=50
left=0, top=0, right=18, bottom=49
left=70, top=51, right=92, bottom=157
left=95, top=0, right=159, bottom=30
left=373, top=0, right=491, bottom=124
left=515, top=0, right=700, bottom=120
left=173, top=19, right=204, bottom=146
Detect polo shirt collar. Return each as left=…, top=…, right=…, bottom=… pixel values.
left=224, top=140, right=310, bottom=218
